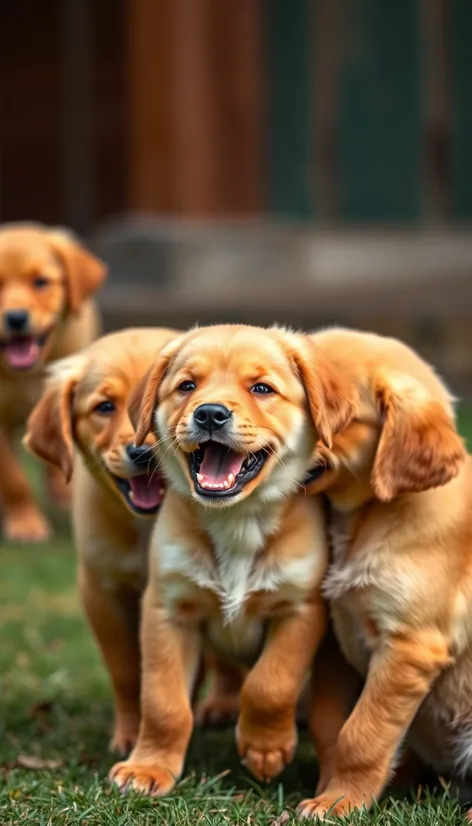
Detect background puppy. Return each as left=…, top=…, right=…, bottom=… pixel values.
left=110, top=324, right=329, bottom=797
left=25, top=328, right=242, bottom=753
left=0, top=222, right=107, bottom=541
left=25, top=328, right=175, bottom=753
left=294, top=328, right=467, bottom=819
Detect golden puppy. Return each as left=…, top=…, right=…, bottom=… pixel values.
left=25, top=328, right=243, bottom=753
left=0, top=222, right=107, bottom=541
left=25, top=328, right=175, bottom=752
left=293, top=328, right=468, bottom=819
left=110, top=324, right=329, bottom=796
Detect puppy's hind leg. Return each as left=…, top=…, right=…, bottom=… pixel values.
left=79, top=565, right=141, bottom=756
left=195, top=653, right=243, bottom=727
left=308, top=630, right=362, bottom=795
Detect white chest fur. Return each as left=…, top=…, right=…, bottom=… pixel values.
left=156, top=502, right=319, bottom=628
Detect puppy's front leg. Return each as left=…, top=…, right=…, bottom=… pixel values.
left=298, top=628, right=450, bottom=819
left=110, top=584, right=201, bottom=797
left=0, top=427, right=50, bottom=542
left=236, top=596, right=326, bottom=782
left=79, top=565, right=141, bottom=755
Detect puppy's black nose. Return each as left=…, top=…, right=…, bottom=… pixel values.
left=193, top=403, right=232, bottom=432
left=5, top=309, right=29, bottom=332
left=126, top=444, right=152, bottom=468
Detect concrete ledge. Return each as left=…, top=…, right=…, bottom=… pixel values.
left=89, top=216, right=472, bottom=399
left=92, top=216, right=472, bottom=317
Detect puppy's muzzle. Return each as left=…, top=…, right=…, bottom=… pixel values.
left=193, top=404, right=232, bottom=436
left=126, top=443, right=152, bottom=469
left=4, top=309, right=30, bottom=334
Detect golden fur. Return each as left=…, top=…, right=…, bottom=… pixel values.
left=0, top=223, right=107, bottom=541
left=293, top=328, right=469, bottom=819
left=25, top=328, right=245, bottom=753
left=109, top=324, right=329, bottom=796
left=25, top=328, right=176, bottom=752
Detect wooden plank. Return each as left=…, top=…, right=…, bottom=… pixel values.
left=338, top=0, right=421, bottom=223
left=419, top=0, right=451, bottom=222
left=451, top=0, right=472, bottom=220
left=171, top=0, right=264, bottom=215
left=95, top=0, right=127, bottom=222
left=170, top=0, right=221, bottom=214
left=313, top=0, right=342, bottom=223
left=267, top=0, right=314, bottom=218
left=0, top=0, right=62, bottom=224
left=209, top=0, right=264, bottom=214
left=127, top=0, right=175, bottom=212
left=61, top=0, right=93, bottom=232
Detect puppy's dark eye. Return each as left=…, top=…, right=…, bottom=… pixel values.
left=250, top=383, right=275, bottom=395
left=33, top=275, right=49, bottom=289
left=178, top=380, right=196, bottom=393
left=94, top=400, right=116, bottom=415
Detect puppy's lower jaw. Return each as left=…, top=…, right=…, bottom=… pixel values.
left=188, top=441, right=269, bottom=500
left=0, top=330, right=51, bottom=371
left=111, top=471, right=166, bottom=515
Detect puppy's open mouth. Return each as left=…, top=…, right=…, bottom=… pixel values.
left=188, top=441, right=268, bottom=498
left=112, top=472, right=166, bottom=515
left=0, top=333, right=50, bottom=370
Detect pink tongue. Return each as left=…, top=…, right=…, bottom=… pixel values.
left=200, top=445, right=245, bottom=485
left=128, top=473, right=165, bottom=510
left=3, top=337, right=40, bottom=369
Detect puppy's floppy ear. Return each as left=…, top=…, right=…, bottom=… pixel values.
left=290, top=336, right=357, bottom=448
left=131, top=337, right=184, bottom=445
left=47, top=229, right=108, bottom=313
left=371, top=373, right=466, bottom=502
left=24, top=375, right=78, bottom=482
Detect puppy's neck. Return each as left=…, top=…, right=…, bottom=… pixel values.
left=195, top=496, right=288, bottom=624
left=323, top=421, right=380, bottom=513
left=197, top=495, right=286, bottom=560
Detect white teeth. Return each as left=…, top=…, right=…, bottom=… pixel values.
left=159, top=488, right=165, bottom=497
left=196, top=472, right=237, bottom=491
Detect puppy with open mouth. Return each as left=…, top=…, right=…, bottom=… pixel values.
left=25, top=327, right=244, bottom=754
left=0, top=223, right=107, bottom=541
left=110, top=324, right=331, bottom=797
left=25, top=328, right=175, bottom=754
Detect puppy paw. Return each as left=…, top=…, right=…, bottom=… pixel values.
left=236, top=717, right=297, bottom=782
left=4, top=508, right=52, bottom=543
left=109, top=761, right=176, bottom=797
left=195, top=693, right=240, bottom=728
left=297, top=791, right=362, bottom=820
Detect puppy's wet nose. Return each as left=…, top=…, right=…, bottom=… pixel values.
left=5, top=309, right=29, bottom=332
left=126, top=444, right=151, bottom=468
left=193, top=404, right=232, bottom=432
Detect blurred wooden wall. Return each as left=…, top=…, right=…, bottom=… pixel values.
left=1, top=0, right=472, bottom=229
left=128, top=0, right=264, bottom=215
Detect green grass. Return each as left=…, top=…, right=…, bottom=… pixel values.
left=2, top=411, right=472, bottom=825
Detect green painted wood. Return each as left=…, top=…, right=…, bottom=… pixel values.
left=337, top=0, right=421, bottom=223
left=266, top=0, right=314, bottom=219
left=451, top=0, right=472, bottom=220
